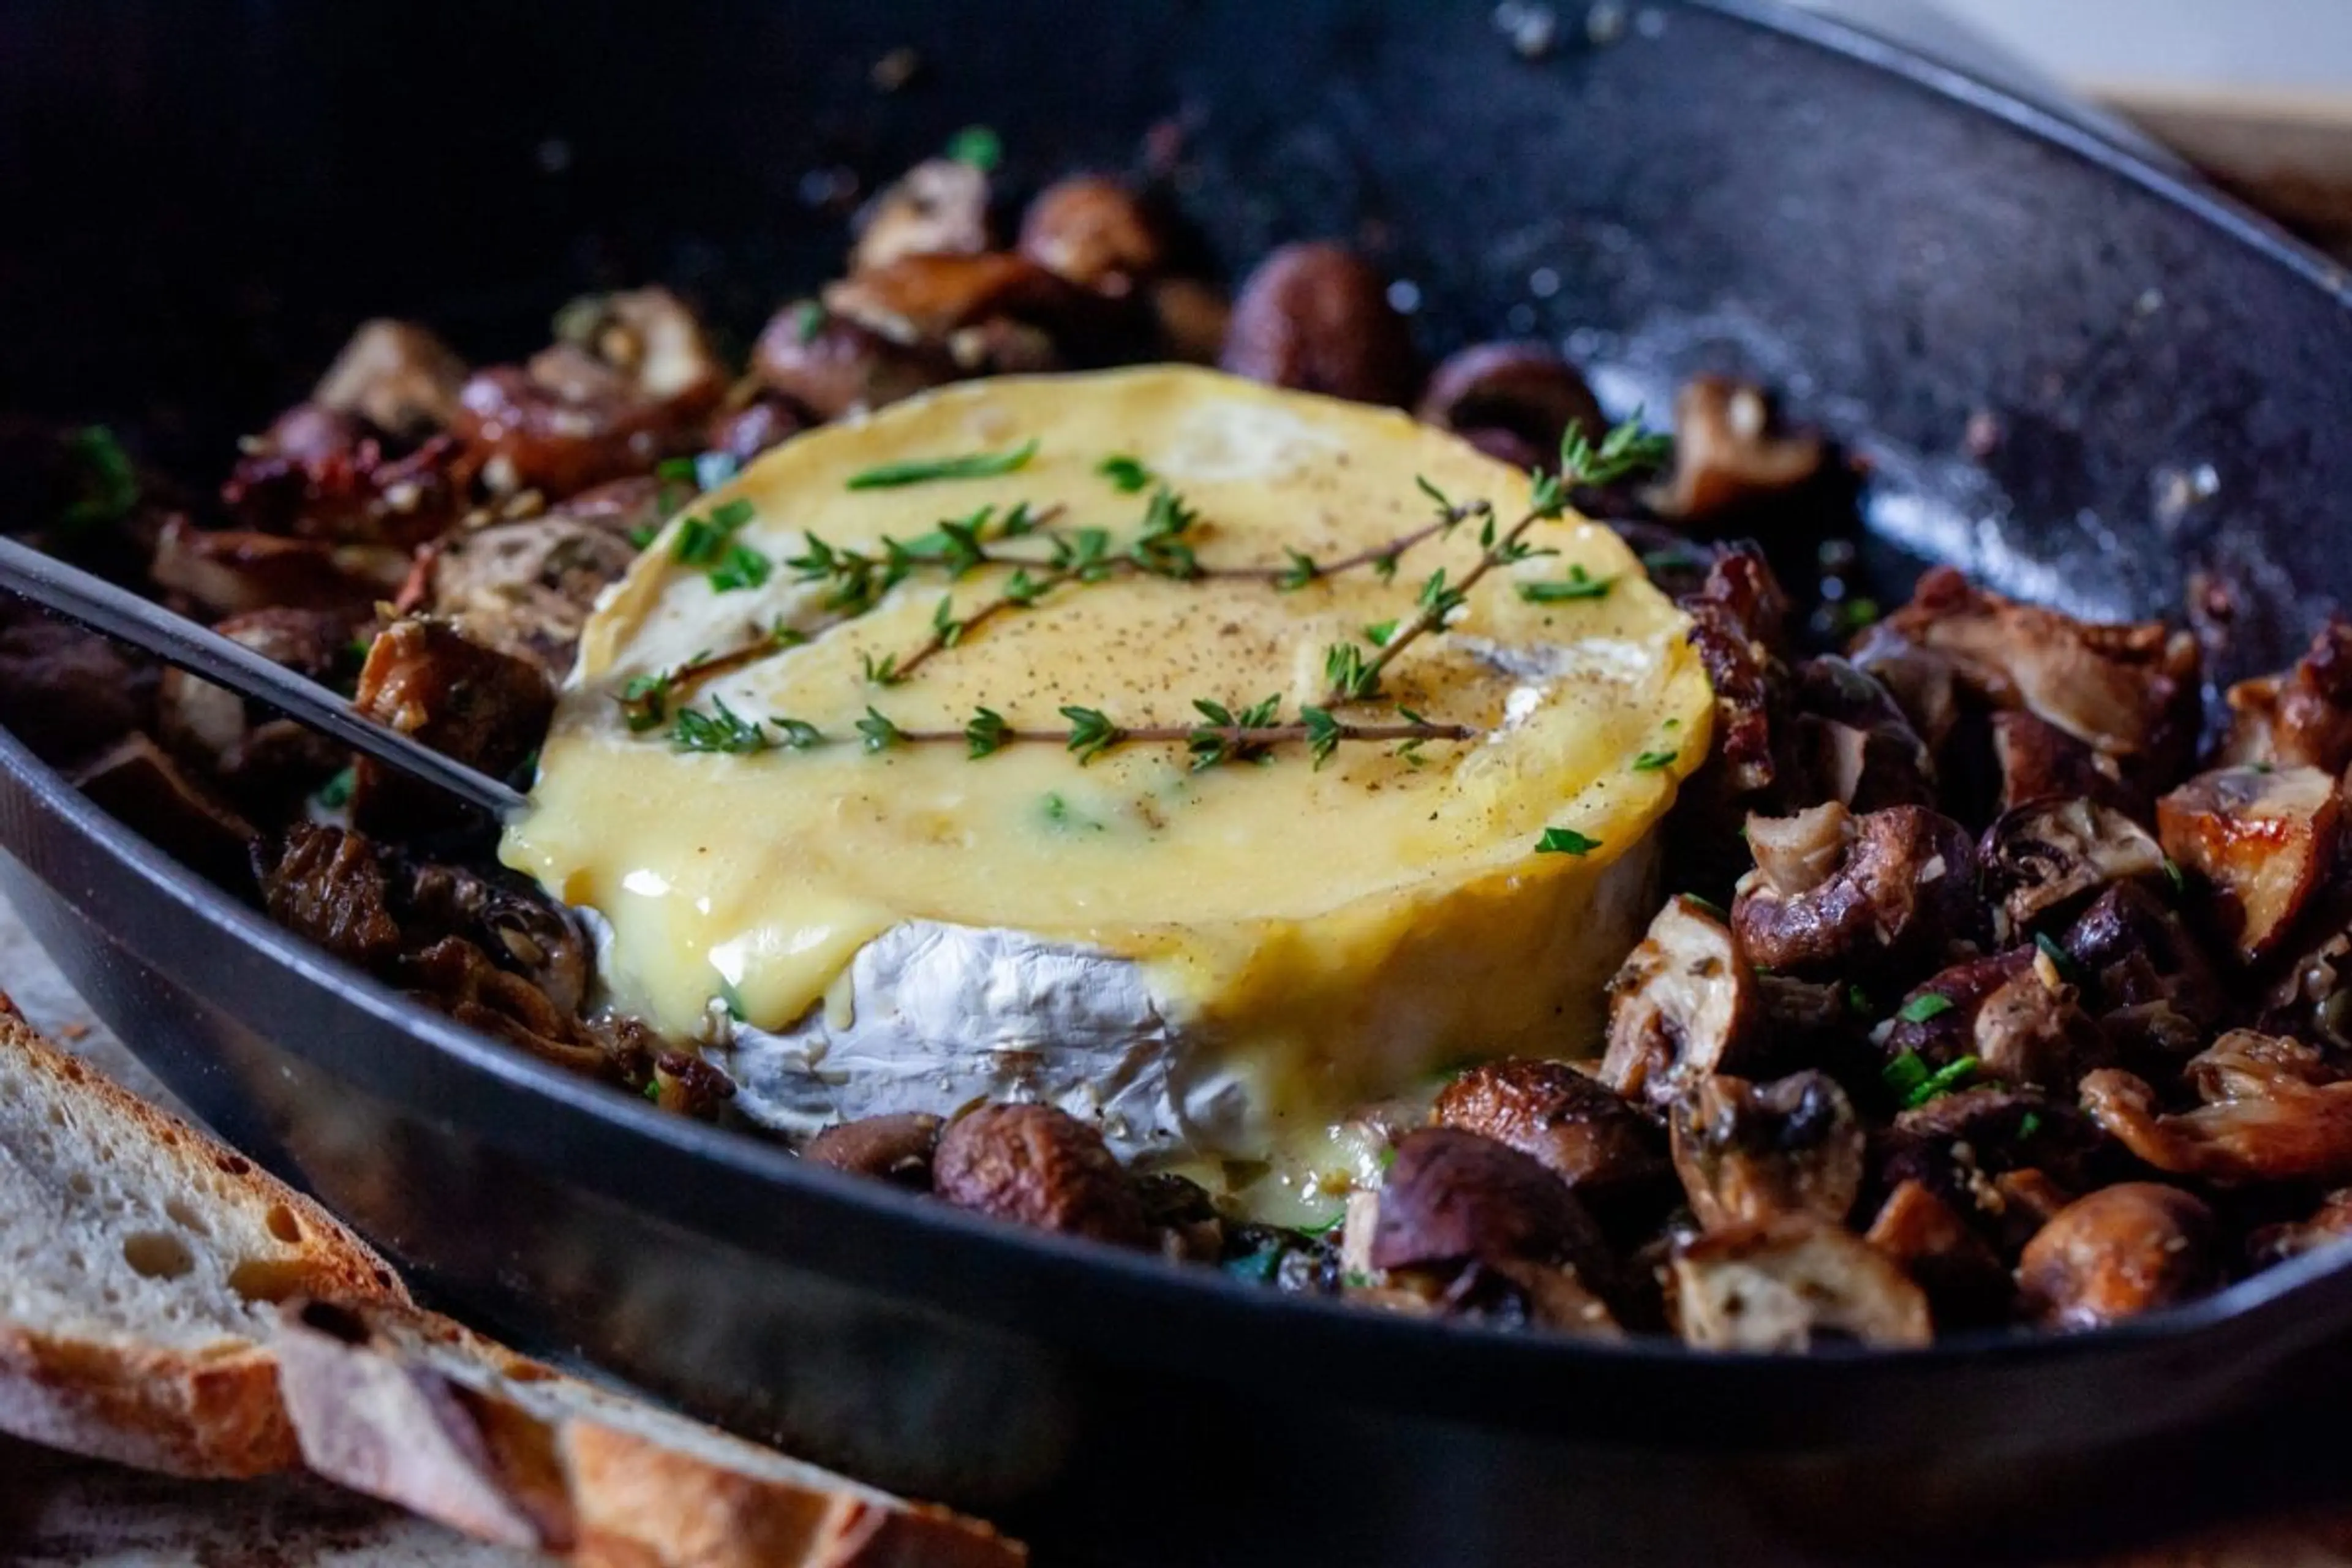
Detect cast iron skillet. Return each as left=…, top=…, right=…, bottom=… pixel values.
left=9, top=2, right=2352, bottom=1562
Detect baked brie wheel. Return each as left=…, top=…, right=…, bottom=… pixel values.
left=505, top=366, right=1710, bottom=1221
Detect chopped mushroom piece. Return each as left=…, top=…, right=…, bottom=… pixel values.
left=1017, top=175, right=1165, bottom=296
left=805, top=1113, right=943, bottom=1189
left=426, top=484, right=649, bottom=679
left=1990, top=711, right=2141, bottom=817
left=1668, top=1071, right=1864, bottom=1232
left=2157, top=765, right=2340, bottom=963
left=1782, top=656, right=1937, bottom=812
left=1730, top=804, right=1981, bottom=986
left=70, top=733, right=257, bottom=892
left=1978, top=797, right=2167, bottom=940
left=1146, top=276, right=1232, bottom=365
left=1368, top=1128, right=1608, bottom=1276
left=1743, top=801, right=1850, bottom=897
left=1599, top=895, right=1762, bottom=1107
left=1648, top=376, right=1828, bottom=526
left=823, top=251, right=1123, bottom=354
left=151, top=517, right=408, bottom=617
left=1863, top=1179, right=2011, bottom=1327
left=2081, top=1031, right=2352, bottom=1185
left=2220, top=617, right=2352, bottom=775
left=1433, top=1059, right=1668, bottom=1199
left=1866, top=567, right=2200, bottom=774
left=311, top=318, right=470, bottom=437
left=1675, top=547, right=1790, bottom=797
left=748, top=304, right=957, bottom=421
left=1218, top=243, right=1420, bottom=407
left=221, top=403, right=473, bottom=547
left=1668, top=1218, right=1932, bottom=1351
left=348, top=619, right=554, bottom=836
left=1414, top=344, right=1605, bottom=466
left=2016, top=1183, right=2217, bottom=1330
left=932, top=1104, right=1148, bottom=1248
left=0, top=609, right=156, bottom=767
left=2062, top=883, right=2227, bottom=1062
left=2248, top=1188, right=2352, bottom=1267
left=851, top=158, right=992, bottom=275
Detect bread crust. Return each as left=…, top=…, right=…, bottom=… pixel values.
left=0, top=1001, right=410, bottom=1476
left=277, top=1300, right=1026, bottom=1568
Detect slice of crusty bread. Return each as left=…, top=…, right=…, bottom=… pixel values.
left=274, top=1298, right=1027, bottom=1568
left=0, top=998, right=409, bottom=1477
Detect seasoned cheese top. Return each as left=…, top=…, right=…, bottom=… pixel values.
left=502, top=367, right=1711, bottom=1142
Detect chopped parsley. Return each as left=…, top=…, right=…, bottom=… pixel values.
left=1882, top=1050, right=1980, bottom=1109
left=58, top=426, right=140, bottom=533
left=1517, top=564, right=1615, bottom=603
left=1536, top=826, right=1600, bottom=856
left=945, top=124, right=1003, bottom=172
left=1096, top=453, right=1153, bottom=492
left=707, top=543, right=773, bottom=593
left=845, top=439, right=1037, bottom=490
left=1897, top=993, right=1955, bottom=1025
left=313, top=765, right=356, bottom=810
left=2017, top=1110, right=2044, bottom=1141
left=1632, top=748, right=1679, bottom=772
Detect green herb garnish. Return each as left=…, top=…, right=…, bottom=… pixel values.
left=708, top=543, right=773, bottom=593
left=1898, top=993, right=1954, bottom=1025
left=314, top=766, right=356, bottom=810
left=845, top=439, right=1038, bottom=490
left=1883, top=1050, right=1979, bottom=1109
left=671, top=697, right=772, bottom=755
left=1097, top=454, right=1153, bottom=492
left=1517, top=564, right=1615, bottom=603
left=58, top=426, right=140, bottom=533
left=1632, top=748, right=1679, bottom=772
left=944, top=124, right=1002, bottom=172
left=1536, top=827, right=1600, bottom=856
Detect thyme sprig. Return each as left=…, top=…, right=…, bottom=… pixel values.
left=1318, top=414, right=1669, bottom=707
left=659, top=695, right=1474, bottom=769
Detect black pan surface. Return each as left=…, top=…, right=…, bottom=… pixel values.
left=6, top=3, right=2352, bottom=1562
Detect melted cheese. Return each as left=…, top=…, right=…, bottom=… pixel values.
left=503, top=366, right=1711, bottom=1167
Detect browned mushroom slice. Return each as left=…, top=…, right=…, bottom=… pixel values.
left=851, top=158, right=992, bottom=276
left=401, top=935, right=612, bottom=1079
left=823, top=251, right=1117, bottom=350
left=2221, top=617, right=2352, bottom=774
left=427, top=501, right=644, bottom=679
left=1648, top=376, right=1828, bottom=525
left=1876, top=1085, right=2101, bottom=1248
left=152, top=517, right=407, bottom=619
left=254, top=822, right=405, bottom=972
left=932, top=1104, right=1148, bottom=1247
left=1668, top=1071, right=1863, bottom=1232
left=1676, top=547, right=1791, bottom=797
left=1869, top=567, right=2201, bottom=771
left=2248, top=1188, right=2352, bottom=1267
left=1668, top=1219, right=1932, bottom=1351
left=1979, top=797, right=2167, bottom=939
left=2062, top=882, right=2226, bottom=1061
left=703, top=394, right=807, bottom=467
left=1218, top=243, right=1421, bottom=407
left=1369, top=1128, right=1602, bottom=1272
left=2158, top=765, right=2340, bottom=963
left=749, top=303, right=957, bottom=421
left=804, top=1112, right=944, bottom=1189
left=1882, top=943, right=2111, bottom=1096
left=1990, top=711, right=2140, bottom=816
left=1414, top=344, right=1605, bottom=467
left=70, top=732, right=257, bottom=891
left=2016, top=1182, right=2217, bottom=1330
left=2080, top=1031, right=2352, bottom=1184
left=1730, top=804, right=1980, bottom=984
left=1133, top=1172, right=1225, bottom=1264
left=551, top=286, right=726, bottom=417
left=312, top=318, right=470, bottom=438
left=1782, top=656, right=1937, bottom=811
left=1147, top=276, right=1232, bottom=366
left=1599, top=895, right=1761, bottom=1107
left=1432, top=1059, right=1668, bottom=1197
left=394, top=860, right=593, bottom=1017
left=222, top=402, right=477, bottom=548
left=1862, top=1179, right=2011, bottom=1327
left=1744, top=800, right=1851, bottom=896
left=1017, top=175, right=1165, bottom=296
left=348, top=618, right=554, bottom=837
left=646, top=1049, right=735, bottom=1118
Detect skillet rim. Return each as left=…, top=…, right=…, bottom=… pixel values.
left=2, top=0, right=2352, bottom=1420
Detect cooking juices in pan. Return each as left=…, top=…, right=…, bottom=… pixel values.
left=10, top=146, right=2351, bottom=1352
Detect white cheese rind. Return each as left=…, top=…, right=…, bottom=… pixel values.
left=714, top=922, right=1252, bottom=1160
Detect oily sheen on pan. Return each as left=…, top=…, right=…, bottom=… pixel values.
left=504, top=366, right=1710, bottom=1219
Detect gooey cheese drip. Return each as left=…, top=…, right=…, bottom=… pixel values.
left=504, top=368, right=1711, bottom=1164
